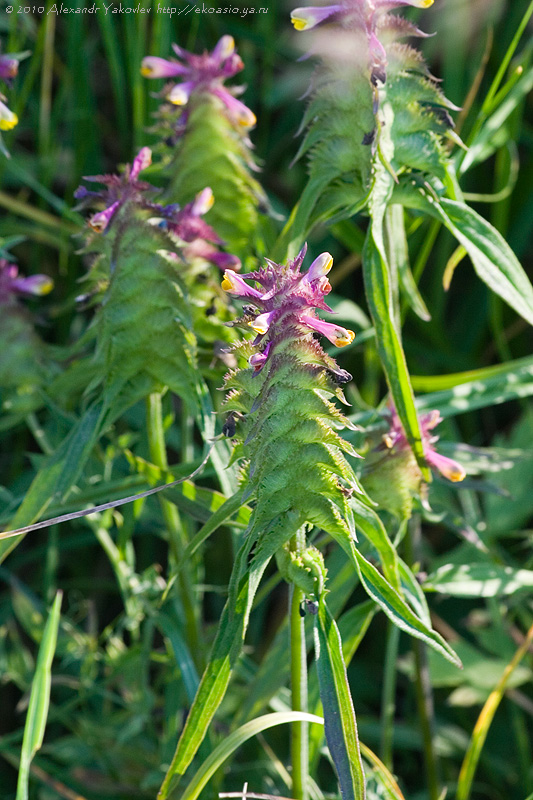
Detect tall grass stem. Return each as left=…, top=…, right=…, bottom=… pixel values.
left=289, top=530, right=309, bottom=800
left=146, top=393, right=202, bottom=665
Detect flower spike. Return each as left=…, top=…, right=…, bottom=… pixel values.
left=221, top=247, right=354, bottom=370
left=75, top=147, right=157, bottom=233
left=223, top=247, right=359, bottom=549
left=290, top=0, right=456, bottom=233
left=142, top=36, right=255, bottom=130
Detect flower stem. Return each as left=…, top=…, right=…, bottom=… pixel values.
left=289, top=530, right=309, bottom=800
left=406, top=516, right=440, bottom=800
left=146, top=392, right=202, bottom=666
left=380, top=620, right=400, bottom=770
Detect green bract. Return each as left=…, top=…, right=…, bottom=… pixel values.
left=289, top=1, right=458, bottom=236
left=224, top=335, right=358, bottom=542
left=0, top=306, right=47, bottom=415
left=163, top=92, right=266, bottom=269
left=85, top=205, right=198, bottom=414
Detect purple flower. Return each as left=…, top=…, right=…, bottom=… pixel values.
left=292, top=0, right=432, bottom=30
left=291, top=0, right=434, bottom=86
left=141, top=35, right=256, bottom=129
left=159, top=187, right=241, bottom=271
left=77, top=152, right=241, bottom=270
left=221, top=245, right=355, bottom=372
left=0, top=259, right=53, bottom=304
left=75, top=146, right=157, bottom=232
left=0, top=54, right=19, bottom=82
left=385, top=404, right=466, bottom=483
left=0, top=49, right=20, bottom=136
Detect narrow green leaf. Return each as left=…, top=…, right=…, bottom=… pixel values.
left=414, top=357, right=533, bottom=419
left=425, top=563, right=533, bottom=598
left=158, top=535, right=272, bottom=798
left=480, top=0, right=533, bottom=115
left=1, top=403, right=104, bottom=563
left=329, top=534, right=461, bottom=667
left=181, top=712, right=324, bottom=800
left=401, top=187, right=533, bottom=327
left=411, top=354, right=533, bottom=393
left=457, top=622, right=533, bottom=800
left=363, top=228, right=428, bottom=479
left=158, top=610, right=200, bottom=703
left=359, top=743, right=406, bottom=800
left=309, top=601, right=376, bottom=770
left=16, top=591, right=62, bottom=800
left=386, top=205, right=431, bottom=321
left=314, top=596, right=366, bottom=800
left=462, top=65, right=533, bottom=173
left=440, top=198, right=533, bottom=325
left=398, top=558, right=432, bottom=627
left=350, top=496, right=399, bottom=590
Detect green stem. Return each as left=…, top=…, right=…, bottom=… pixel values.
left=405, top=517, right=440, bottom=800
left=289, top=531, right=309, bottom=800
left=146, top=392, right=202, bottom=666
left=380, top=621, right=400, bottom=770
left=181, top=403, right=195, bottom=465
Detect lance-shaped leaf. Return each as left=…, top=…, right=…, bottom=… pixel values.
left=327, top=530, right=461, bottom=667
left=314, top=595, right=366, bottom=800
left=397, top=184, right=533, bottom=327
left=159, top=508, right=305, bottom=798
left=363, top=226, right=429, bottom=480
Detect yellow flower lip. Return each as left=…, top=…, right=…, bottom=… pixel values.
left=169, top=92, right=187, bottom=106
left=221, top=276, right=233, bottom=292
left=0, top=111, right=18, bottom=131
left=238, top=108, right=257, bottom=127
left=140, top=65, right=153, bottom=77
left=334, top=328, right=355, bottom=347
left=168, top=84, right=190, bottom=106
left=88, top=218, right=107, bottom=233
left=291, top=14, right=308, bottom=31
left=36, top=277, right=54, bottom=296
left=249, top=319, right=269, bottom=335
left=443, top=465, right=466, bottom=483
left=217, top=35, right=235, bottom=60
left=192, top=187, right=214, bottom=215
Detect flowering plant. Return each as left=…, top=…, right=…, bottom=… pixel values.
left=1, top=9, right=533, bottom=800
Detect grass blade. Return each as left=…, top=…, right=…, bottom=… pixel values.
left=158, top=536, right=273, bottom=798
left=181, top=712, right=324, bottom=800
left=16, top=590, right=62, bottom=800
left=457, top=621, right=533, bottom=800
